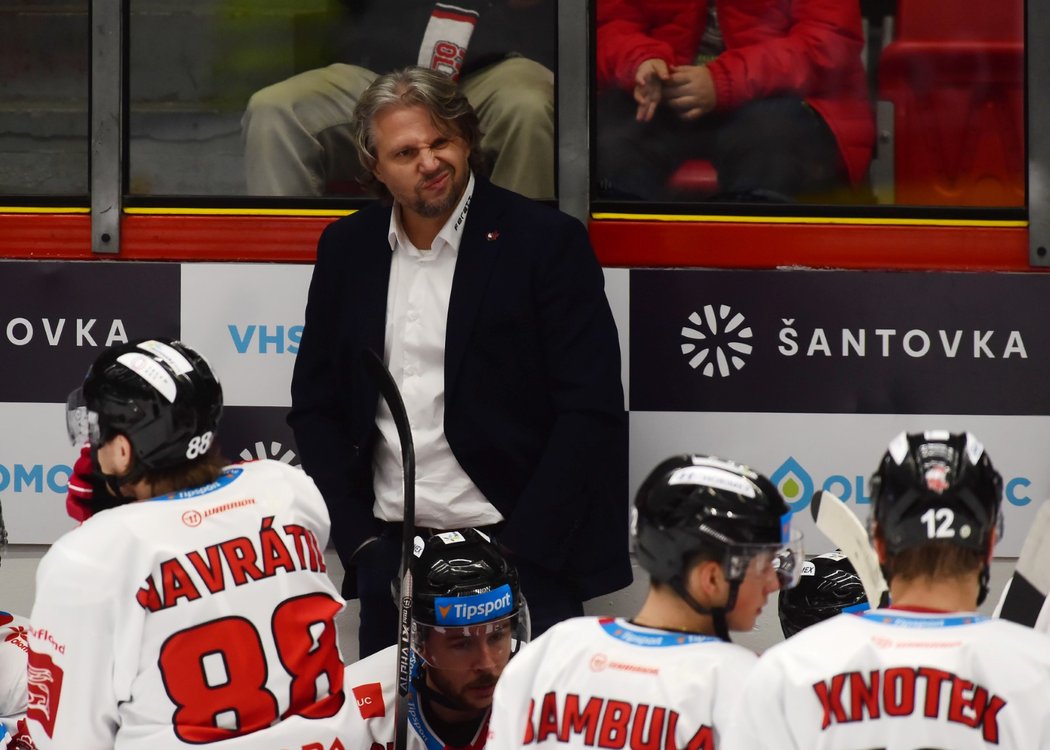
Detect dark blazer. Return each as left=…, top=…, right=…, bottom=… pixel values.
left=289, top=177, right=631, bottom=600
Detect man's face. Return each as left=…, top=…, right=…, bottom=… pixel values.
left=726, top=551, right=782, bottom=632
left=420, top=619, right=513, bottom=713
left=370, top=104, right=471, bottom=224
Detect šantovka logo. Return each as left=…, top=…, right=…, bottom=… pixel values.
left=679, top=306, right=1029, bottom=380
left=1, top=317, right=128, bottom=348
left=680, top=304, right=753, bottom=378
left=236, top=439, right=299, bottom=467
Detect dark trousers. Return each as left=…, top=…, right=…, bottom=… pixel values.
left=595, top=90, right=848, bottom=202
left=354, top=526, right=584, bottom=658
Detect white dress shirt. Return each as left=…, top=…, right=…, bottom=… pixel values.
left=372, top=172, right=504, bottom=529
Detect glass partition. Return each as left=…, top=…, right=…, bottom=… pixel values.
left=0, top=1, right=89, bottom=197
left=127, top=0, right=558, bottom=201
left=592, top=0, right=1024, bottom=210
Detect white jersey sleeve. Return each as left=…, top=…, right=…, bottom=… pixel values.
left=27, top=460, right=358, bottom=750
left=490, top=616, right=756, bottom=750
left=0, top=612, right=29, bottom=745
left=342, top=645, right=399, bottom=748
left=725, top=609, right=1050, bottom=749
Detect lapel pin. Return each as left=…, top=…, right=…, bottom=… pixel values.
left=486, top=231, right=500, bottom=241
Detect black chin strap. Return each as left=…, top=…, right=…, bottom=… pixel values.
left=669, top=578, right=739, bottom=643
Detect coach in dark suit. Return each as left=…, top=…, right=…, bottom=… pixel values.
left=288, top=67, right=630, bottom=657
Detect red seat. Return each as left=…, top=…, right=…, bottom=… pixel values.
left=667, top=159, right=719, bottom=197
left=877, top=0, right=1023, bottom=206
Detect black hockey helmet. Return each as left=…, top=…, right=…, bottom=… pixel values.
left=870, top=431, right=1003, bottom=557
left=778, top=551, right=868, bottom=638
left=66, top=339, right=223, bottom=478
left=410, top=529, right=529, bottom=668
left=634, top=454, right=800, bottom=587
left=633, top=454, right=802, bottom=640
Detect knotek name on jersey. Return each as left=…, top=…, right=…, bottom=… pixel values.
left=524, top=692, right=714, bottom=750
left=814, top=667, right=1006, bottom=742
left=136, top=516, right=327, bottom=612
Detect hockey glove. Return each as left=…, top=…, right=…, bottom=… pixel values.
left=65, top=443, right=110, bottom=522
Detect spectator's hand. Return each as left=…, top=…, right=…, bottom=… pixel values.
left=665, top=64, right=717, bottom=121
left=633, top=59, right=670, bottom=122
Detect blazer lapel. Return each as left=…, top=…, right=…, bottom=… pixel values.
left=349, top=206, right=394, bottom=361
left=445, top=179, right=507, bottom=397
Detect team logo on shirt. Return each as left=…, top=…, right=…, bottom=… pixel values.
left=26, top=650, right=64, bottom=738
left=352, top=682, right=386, bottom=719
left=434, top=584, right=513, bottom=625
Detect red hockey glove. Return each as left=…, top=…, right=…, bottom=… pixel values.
left=66, top=443, right=99, bottom=522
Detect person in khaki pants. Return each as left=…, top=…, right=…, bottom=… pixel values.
left=241, top=0, right=555, bottom=200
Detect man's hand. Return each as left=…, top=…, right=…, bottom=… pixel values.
left=664, top=64, right=717, bottom=120
left=633, top=58, right=670, bottom=122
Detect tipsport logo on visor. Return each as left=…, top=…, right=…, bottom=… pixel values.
left=434, top=584, right=513, bottom=626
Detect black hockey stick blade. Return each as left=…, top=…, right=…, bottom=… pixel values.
left=995, top=500, right=1050, bottom=628
left=811, top=490, right=889, bottom=608
left=363, top=349, right=415, bottom=750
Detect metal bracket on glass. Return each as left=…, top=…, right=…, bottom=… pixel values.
left=90, top=0, right=125, bottom=254
left=1029, top=0, right=1050, bottom=266
left=556, top=0, right=589, bottom=223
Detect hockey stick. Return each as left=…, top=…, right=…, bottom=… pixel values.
left=810, top=490, right=889, bottom=608
left=363, top=349, right=415, bottom=750
left=994, top=500, right=1050, bottom=630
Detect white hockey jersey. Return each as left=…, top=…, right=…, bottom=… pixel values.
left=344, top=644, right=491, bottom=750
left=488, top=616, right=757, bottom=750
left=726, top=608, right=1050, bottom=749
left=27, top=460, right=357, bottom=750
left=0, top=611, right=29, bottom=748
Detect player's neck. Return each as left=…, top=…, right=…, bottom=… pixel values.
left=888, top=574, right=980, bottom=612
left=632, top=587, right=717, bottom=637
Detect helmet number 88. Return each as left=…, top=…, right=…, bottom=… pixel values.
left=920, top=507, right=956, bottom=539
left=186, top=431, right=214, bottom=460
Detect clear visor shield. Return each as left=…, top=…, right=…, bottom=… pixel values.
left=723, top=529, right=804, bottom=590
left=66, top=388, right=100, bottom=447
left=412, top=610, right=529, bottom=672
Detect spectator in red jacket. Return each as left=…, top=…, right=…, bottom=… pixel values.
left=595, top=0, right=875, bottom=203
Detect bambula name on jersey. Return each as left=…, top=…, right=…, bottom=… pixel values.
left=136, top=516, right=327, bottom=612
left=525, top=692, right=714, bottom=749
left=814, top=667, right=1006, bottom=742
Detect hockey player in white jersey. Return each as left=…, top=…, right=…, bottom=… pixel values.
left=343, top=527, right=528, bottom=750
left=0, top=502, right=31, bottom=750
left=488, top=454, right=803, bottom=750
left=726, top=430, right=1050, bottom=749
left=27, top=338, right=355, bottom=749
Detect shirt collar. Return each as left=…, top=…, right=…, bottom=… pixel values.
left=387, top=171, right=476, bottom=256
